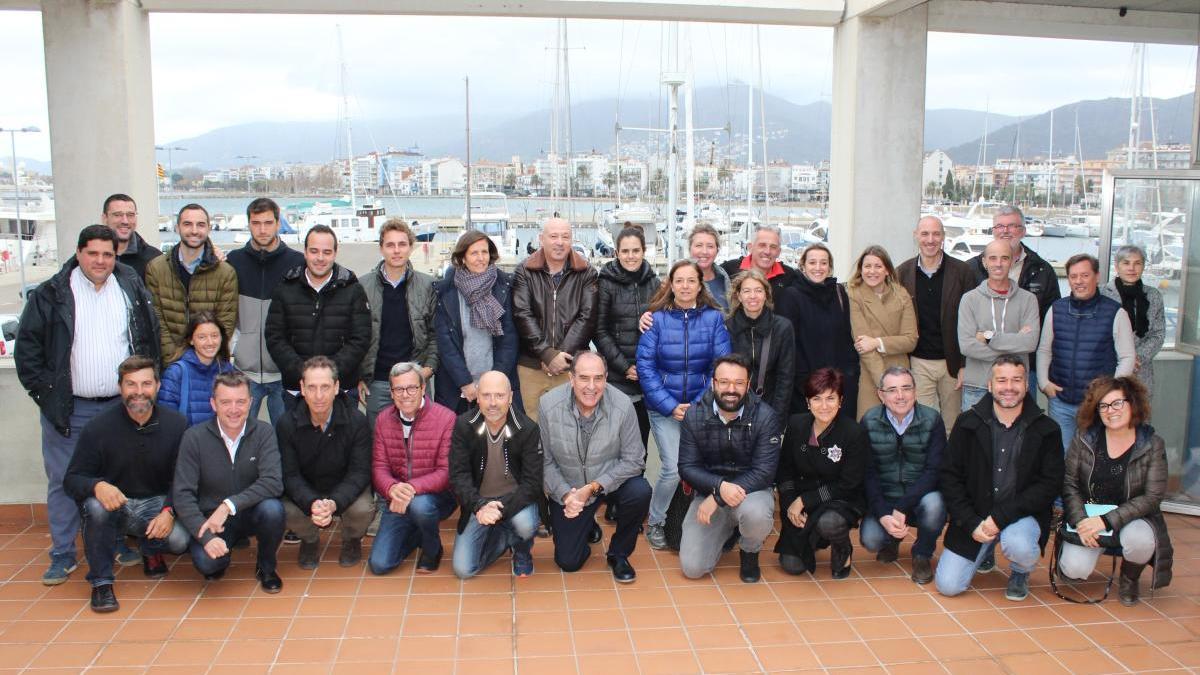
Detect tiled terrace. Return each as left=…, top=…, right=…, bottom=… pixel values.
left=0, top=510, right=1196, bottom=674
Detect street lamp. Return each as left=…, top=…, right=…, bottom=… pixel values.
left=155, top=145, right=187, bottom=190
left=1, top=126, right=40, bottom=310
left=236, top=155, right=259, bottom=193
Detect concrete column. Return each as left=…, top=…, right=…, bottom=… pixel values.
left=828, top=5, right=927, bottom=272
left=41, top=0, right=159, bottom=262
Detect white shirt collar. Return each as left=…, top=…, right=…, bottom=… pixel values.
left=305, top=268, right=332, bottom=294
left=218, top=421, right=248, bottom=461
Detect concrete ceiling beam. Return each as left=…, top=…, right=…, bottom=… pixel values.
left=929, top=0, right=1200, bottom=45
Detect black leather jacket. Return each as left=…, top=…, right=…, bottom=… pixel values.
left=510, top=249, right=598, bottom=369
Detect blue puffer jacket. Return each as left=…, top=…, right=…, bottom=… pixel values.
left=637, top=304, right=731, bottom=417
left=1048, top=293, right=1120, bottom=405
left=159, top=349, right=239, bottom=426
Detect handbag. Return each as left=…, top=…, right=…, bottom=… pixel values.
left=1048, top=504, right=1120, bottom=603
left=663, top=481, right=694, bottom=552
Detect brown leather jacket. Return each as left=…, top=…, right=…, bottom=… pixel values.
left=511, top=249, right=598, bottom=369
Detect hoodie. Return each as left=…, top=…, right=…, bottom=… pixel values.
left=226, top=240, right=305, bottom=382
left=956, top=279, right=1040, bottom=389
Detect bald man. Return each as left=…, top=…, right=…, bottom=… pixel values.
left=511, top=218, right=598, bottom=423
left=896, top=216, right=976, bottom=433
left=448, top=371, right=544, bottom=578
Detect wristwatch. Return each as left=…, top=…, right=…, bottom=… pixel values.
left=982, top=330, right=995, bottom=343
left=588, top=481, right=603, bottom=496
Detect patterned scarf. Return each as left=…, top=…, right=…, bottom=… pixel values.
left=454, top=264, right=505, bottom=336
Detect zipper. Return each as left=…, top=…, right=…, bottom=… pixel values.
left=551, top=286, right=558, bottom=347
left=681, top=309, right=690, bottom=403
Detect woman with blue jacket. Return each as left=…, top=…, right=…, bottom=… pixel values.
left=433, top=230, right=522, bottom=414
left=637, top=260, right=731, bottom=550
left=159, top=310, right=239, bottom=426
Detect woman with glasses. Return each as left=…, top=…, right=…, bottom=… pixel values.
left=159, top=310, right=238, bottom=426
left=1101, top=244, right=1166, bottom=392
left=725, top=269, right=795, bottom=418
left=846, top=245, right=918, bottom=419
left=1059, top=375, right=1172, bottom=605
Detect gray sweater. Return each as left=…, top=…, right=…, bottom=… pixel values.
left=957, top=280, right=1040, bottom=389
left=538, top=382, right=645, bottom=505
left=172, top=417, right=283, bottom=544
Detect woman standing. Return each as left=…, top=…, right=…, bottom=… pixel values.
left=1101, top=244, right=1166, bottom=392
left=637, top=260, right=731, bottom=550
left=433, top=231, right=521, bottom=414
left=689, top=224, right=732, bottom=310
left=725, top=269, right=795, bottom=417
left=775, top=368, right=867, bottom=578
left=846, top=245, right=918, bottom=418
left=159, top=310, right=238, bottom=426
left=595, top=225, right=659, bottom=448
left=1059, top=376, right=1172, bottom=605
left=791, top=243, right=859, bottom=416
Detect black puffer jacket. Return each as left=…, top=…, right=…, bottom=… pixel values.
left=677, top=389, right=781, bottom=500
left=595, top=260, right=659, bottom=395
left=790, top=273, right=859, bottom=415
left=16, top=259, right=160, bottom=436
left=264, top=263, right=372, bottom=390
left=726, top=308, right=795, bottom=417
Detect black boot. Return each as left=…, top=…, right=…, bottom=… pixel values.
left=1119, top=561, right=1145, bottom=606
left=739, top=550, right=761, bottom=583
left=830, top=542, right=853, bottom=580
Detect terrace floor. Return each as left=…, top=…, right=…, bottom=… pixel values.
left=0, top=510, right=1196, bottom=674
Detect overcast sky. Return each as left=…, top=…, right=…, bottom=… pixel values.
left=1, top=10, right=1195, bottom=162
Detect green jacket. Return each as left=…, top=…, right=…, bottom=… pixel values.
left=358, top=261, right=438, bottom=382
left=144, top=242, right=239, bottom=363
left=861, top=403, right=945, bottom=517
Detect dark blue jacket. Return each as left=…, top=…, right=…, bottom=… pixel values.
left=860, top=403, right=945, bottom=518
left=433, top=266, right=521, bottom=414
left=1048, top=293, right=1120, bottom=405
left=158, top=349, right=238, bottom=426
left=636, top=304, right=731, bottom=417
left=678, top=390, right=781, bottom=500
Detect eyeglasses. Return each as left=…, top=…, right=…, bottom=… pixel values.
left=992, top=223, right=1024, bottom=231
left=1098, top=399, right=1127, bottom=413
left=714, top=379, right=748, bottom=389
left=880, top=385, right=915, bottom=395
left=391, top=385, right=422, bottom=396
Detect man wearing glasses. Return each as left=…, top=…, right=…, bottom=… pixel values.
left=858, top=367, right=947, bottom=585
left=101, top=193, right=161, bottom=279
left=368, top=362, right=457, bottom=575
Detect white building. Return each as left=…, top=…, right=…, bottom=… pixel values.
left=922, top=150, right=953, bottom=188
left=790, top=164, right=820, bottom=196
left=420, top=158, right=466, bottom=195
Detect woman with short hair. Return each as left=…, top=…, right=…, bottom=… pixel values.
left=1101, top=244, right=1166, bottom=392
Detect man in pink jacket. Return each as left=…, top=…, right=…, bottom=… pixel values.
left=368, top=361, right=458, bottom=574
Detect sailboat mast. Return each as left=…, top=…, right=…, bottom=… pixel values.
left=757, top=26, right=769, bottom=225
left=465, top=76, right=472, bottom=230
left=338, top=26, right=355, bottom=211
left=746, top=75, right=753, bottom=219
left=1047, top=108, right=1055, bottom=210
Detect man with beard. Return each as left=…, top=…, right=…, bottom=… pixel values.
left=539, top=351, right=650, bottom=582
left=101, top=193, right=161, bottom=279
left=63, top=355, right=190, bottom=612
left=677, top=354, right=781, bottom=583
left=145, top=203, right=239, bottom=363
left=937, top=355, right=1064, bottom=601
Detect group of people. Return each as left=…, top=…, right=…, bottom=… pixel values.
left=15, top=195, right=1172, bottom=616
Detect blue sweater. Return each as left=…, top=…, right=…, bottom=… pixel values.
left=636, top=305, right=731, bottom=417
left=159, top=349, right=239, bottom=426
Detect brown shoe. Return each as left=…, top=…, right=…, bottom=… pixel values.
left=911, top=556, right=933, bottom=585
left=1119, top=561, right=1144, bottom=606
left=339, top=538, right=363, bottom=567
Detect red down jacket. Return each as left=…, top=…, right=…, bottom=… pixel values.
left=372, top=398, right=457, bottom=497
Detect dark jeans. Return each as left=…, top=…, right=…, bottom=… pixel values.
left=549, top=476, right=652, bottom=572
left=249, top=380, right=285, bottom=425
left=368, top=491, right=457, bottom=575
left=632, top=398, right=651, bottom=454
left=81, top=495, right=190, bottom=587
left=859, top=491, right=947, bottom=560
left=188, top=498, right=285, bottom=577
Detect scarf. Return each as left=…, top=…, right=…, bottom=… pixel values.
left=1114, top=278, right=1150, bottom=338
left=453, top=265, right=505, bottom=336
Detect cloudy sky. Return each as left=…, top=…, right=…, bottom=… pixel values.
left=1, top=10, right=1195, bottom=162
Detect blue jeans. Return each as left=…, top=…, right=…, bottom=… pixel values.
left=452, top=503, right=539, bottom=579
left=859, top=491, right=947, bottom=560
left=40, top=397, right=119, bottom=559
left=1047, top=397, right=1079, bottom=451
left=189, top=498, right=285, bottom=577
left=81, top=495, right=190, bottom=587
left=647, top=409, right=682, bottom=526
left=368, top=491, right=457, bottom=575
left=249, top=380, right=285, bottom=425
left=960, top=385, right=987, bottom=413
left=364, top=379, right=392, bottom=431
left=935, top=515, right=1041, bottom=597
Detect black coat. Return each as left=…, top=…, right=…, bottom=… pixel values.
left=117, top=231, right=163, bottom=280
left=265, top=263, right=372, bottom=390
left=726, top=308, right=795, bottom=417
left=940, top=393, right=1064, bottom=562
left=775, top=412, right=868, bottom=567
left=63, top=404, right=188, bottom=504
left=595, top=260, right=659, bottom=395
left=15, top=259, right=161, bottom=435
left=789, top=273, right=859, bottom=415
left=277, top=397, right=372, bottom=516
left=678, top=390, right=781, bottom=500
left=448, top=406, right=544, bottom=533
left=432, top=266, right=521, bottom=414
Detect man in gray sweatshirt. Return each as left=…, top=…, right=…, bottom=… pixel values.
left=957, top=240, right=1040, bottom=412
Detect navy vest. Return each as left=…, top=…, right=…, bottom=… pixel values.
left=1049, top=293, right=1120, bottom=404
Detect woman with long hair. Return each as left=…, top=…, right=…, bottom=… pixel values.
left=1059, top=376, right=1172, bottom=605
left=636, top=260, right=731, bottom=550
left=159, top=310, right=238, bottom=426
left=725, top=269, right=795, bottom=417
left=846, top=245, right=918, bottom=418
left=790, top=243, right=859, bottom=416
left=1101, top=244, right=1166, bottom=392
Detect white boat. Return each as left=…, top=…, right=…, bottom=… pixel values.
left=603, top=202, right=659, bottom=231
left=464, top=192, right=513, bottom=252
left=945, top=233, right=991, bottom=261
left=695, top=203, right=729, bottom=233
left=727, top=207, right=761, bottom=252
left=0, top=190, right=57, bottom=266
left=299, top=199, right=388, bottom=244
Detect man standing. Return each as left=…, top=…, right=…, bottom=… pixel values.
left=226, top=198, right=304, bottom=424
left=539, top=351, right=651, bottom=582
left=897, top=216, right=975, bottom=432
left=63, top=355, right=190, bottom=612
left=957, top=240, right=1040, bottom=412
left=16, top=225, right=160, bottom=585
left=677, top=354, right=781, bottom=583
left=511, top=217, right=598, bottom=422
left=450, top=371, right=543, bottom=579
left=720, top=225, right=798, bottom=298
left=358, top=219, right=438, bottom=427
left=101, top=193, right=161, bottom=279
left=859, top=367, right=946, bottom=585
left=1038, top=253, right=1136, bottom=447
left=369, top=363, right=458, bottom=575
left=265, top=225, right=372, bottom=409
left=144, top=203, right=239, bottom=362
left=278, top=356, right=373, bottom=569
left=173, top=371, right=285, bottom=592
left=936, top=355, right=1064, bottom=601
